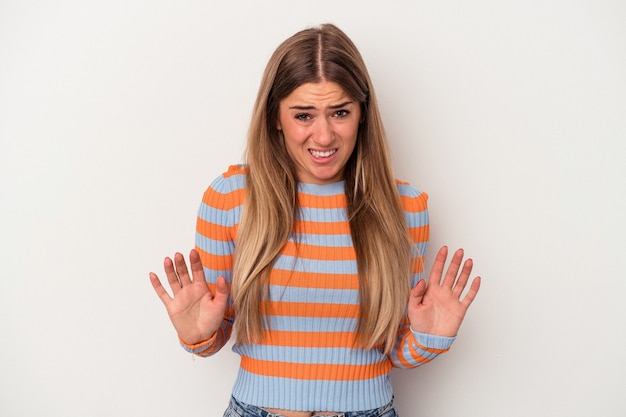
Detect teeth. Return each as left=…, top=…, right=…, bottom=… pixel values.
left=310, top=149, right=336, bottom=158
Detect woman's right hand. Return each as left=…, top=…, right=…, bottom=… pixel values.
left=149, top=249, right=230, bottom=345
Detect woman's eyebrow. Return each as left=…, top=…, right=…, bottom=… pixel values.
left=288, top=101, right=354, bottom=110
left=329, top=101, right=354, bottom=109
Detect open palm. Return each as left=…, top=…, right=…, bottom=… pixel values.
left=408, top=246, right=481, bottom=337
left=149, top=249, right=229, bottom=345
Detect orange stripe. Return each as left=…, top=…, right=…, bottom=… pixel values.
left=196, top=246, right=233, bottom=271
left=196, top=217, right=238, bottom=241
left=294, top=220, right=351, bottom=235
left=202, top=187, right=245, bottom=211
left=263, top=301, right=359, bottom=319
left=257, top=330, right=357, bottom=348
left=408, top=225, right=429, bottom=242
left=298, top=193, right=347, bottom=209
left=406, top=341, right=433, bottom=366
left=223, top=165, right=247, bottom=178
left=269, top=269, right=359, bottom=289
left=400, top=194, right=427, bottom=211
left=414, top=340, right=450, bottom=355
left=394, top=333, right=416, bottom=368
left=280, top=241, right=356, bottom=261
left=240, top=357, right=391, bottom=381
left=410, top=256, right=426, bottom=274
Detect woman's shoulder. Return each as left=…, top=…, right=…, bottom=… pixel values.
left=199, top=165, right=247, bottom=209
left=222, top=164, right=248, bottom=179
left=395, top=179, right=428, bottom=211
left=207, top=164, right=247, bottom=193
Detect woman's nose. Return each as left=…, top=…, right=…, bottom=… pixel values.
left=312, top=118, right=333, bottom=145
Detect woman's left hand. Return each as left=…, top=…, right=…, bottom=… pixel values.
left=408, top=246, right=481, bottom=337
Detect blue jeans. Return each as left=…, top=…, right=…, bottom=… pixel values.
left=223, top=396, right=399, bottom=417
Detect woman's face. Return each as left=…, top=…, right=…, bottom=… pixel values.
left=277, top=81, right=361, bottom=185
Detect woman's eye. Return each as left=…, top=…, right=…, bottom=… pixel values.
left=295, top=113, right=311, bottom=121
left=334, top=110, right=349, bottom=117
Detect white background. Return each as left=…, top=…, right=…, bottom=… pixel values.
left=1, top=1, right=625, bottom=416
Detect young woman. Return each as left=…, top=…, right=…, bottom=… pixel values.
left=150, top=24, right=481, bottom=417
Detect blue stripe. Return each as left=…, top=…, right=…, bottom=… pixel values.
left=405, top=209, right=428, bottom=228
left=197, top=202, right=241, bottom=227
left=411, top=272, right=425, bottom=288
left=232, top=369, right=393, bottom=411
left=210, top=170, right=246, bottom=193
left=388, top=327, right=456, bottom=368
left=196, top=234, right=235, bottom=256
left=298, top=181, right=345, bottom=196
left=268, top=285, right=357, bottom=304
left=202, top=267, right=232, bottom=283
left=268, top=315, right=357, bottom=332
left=396, top=183, right=423, bottom=197
left=225, top=172, right=246, bottom=187
left=413, top=241, right=427, bottom=257
left=296, top=206, right=347, bottom=222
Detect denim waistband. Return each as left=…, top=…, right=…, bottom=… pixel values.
left=224, top=395, right=396, bottom=417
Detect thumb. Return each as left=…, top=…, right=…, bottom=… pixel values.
left=410, top=279, right=427, bottom=306
left=212, top=276, right=230, bottom=308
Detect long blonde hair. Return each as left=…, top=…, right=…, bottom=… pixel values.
left=232, top=24, right=414, bottom=354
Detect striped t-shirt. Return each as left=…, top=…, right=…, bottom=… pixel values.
left=183, top=165, right=455, bottom=411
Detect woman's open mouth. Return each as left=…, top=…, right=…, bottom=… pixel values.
left=309, top=149, right=337, bottom=159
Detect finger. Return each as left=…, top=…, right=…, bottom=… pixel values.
left=163, top=256, right=182, bottom=293
left=149, top=272, right=172, bottom=304
left=442, top=248, right=464, bottom=289
left=461, top=276, right=481, bottom=308
left=173, top=252, right=192, bottom=286
left=428, top=246, right=449, bottom=286
left=452, top=258, right=473, bottom=297
left=189, top=249, right=207, bottom=287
